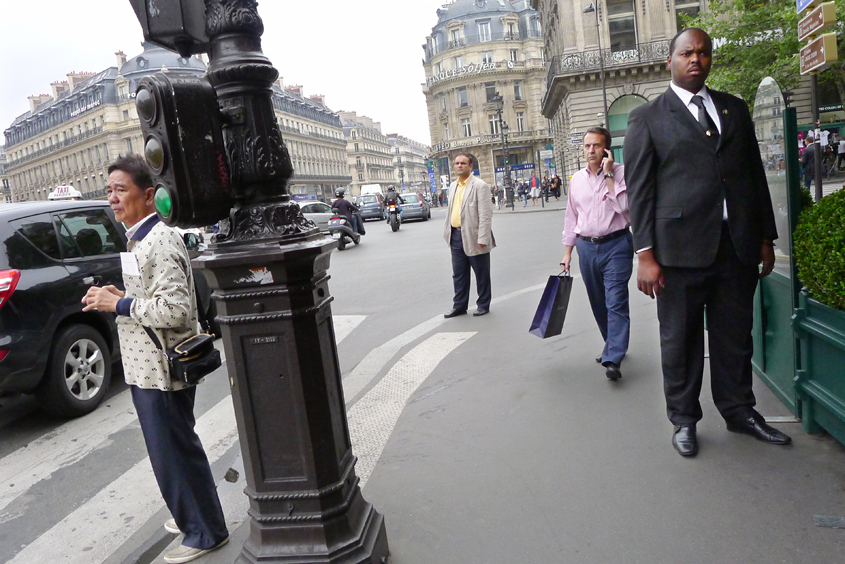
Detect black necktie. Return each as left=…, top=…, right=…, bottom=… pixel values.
left=690, top=95, right=719, bottom=139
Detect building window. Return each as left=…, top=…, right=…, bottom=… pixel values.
left=510, top=49, right=518, bottom=62
left=675, top=0, right=701, bottom=30
left=450, top=29, right=462, bottom=46
left=458, top=87, right=468, bottom=107
left=485, top=82, right=497, bottom=103
left=607, top=0, right=637, bottom=51
left=477, top=22, right=491, bottom=42
left=507, top=22, right=517, bottom=39
left=488, top=114, right=501, bottom=135
left=354, top=142, right=359, bottom=152
left=514, top=81, right=523, bottom=101
left=482, top=51, right=493, bottom=64
left=440, top=95, right=447, bottom=112
left=455, top=55, right=463, bottom=69
left=125, top=138, right=133, bottom=153
left=356, top=156, right=362, bottom=166
left=516, top=112, right=525, bottom=132
left=434, top=62, right=441, bottom=75
left=461, top=118, right=472, bottom=137
left=444, top=123, right=450, bottom=139
left=358, top=172, right=364, bottom=181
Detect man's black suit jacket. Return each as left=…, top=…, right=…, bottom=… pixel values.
left=623, top=87, right=778, bottom=268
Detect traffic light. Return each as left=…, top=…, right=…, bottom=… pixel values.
left=135, top=73, right=232, bottom=227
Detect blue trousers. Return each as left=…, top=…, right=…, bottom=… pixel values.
left=131, top=385, right=229, bottom=550
left=575, top=232, right=634, bottom=366
left=450, top=227, right=491, bottom=311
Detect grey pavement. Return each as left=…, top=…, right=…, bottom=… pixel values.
left=492, top=193, right=566, bottom=214
left=139, top=207, right=845, bottom=564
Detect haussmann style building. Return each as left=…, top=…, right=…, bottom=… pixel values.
left=422, top=0, right=554, bottom=193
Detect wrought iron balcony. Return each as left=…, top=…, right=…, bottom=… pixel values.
left=545, top=40, right=670, bottom=93
left=425, top=30, right=542, bottom=62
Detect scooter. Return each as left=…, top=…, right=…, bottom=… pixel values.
left=328, top=210, right=361, bottom=250
left=387, top=203, right=401, bottom=232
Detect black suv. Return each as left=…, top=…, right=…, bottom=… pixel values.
left=0, top=201, right=128, bottom=417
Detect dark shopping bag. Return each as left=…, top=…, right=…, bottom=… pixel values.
left=528, top=272, right=573, bottom=339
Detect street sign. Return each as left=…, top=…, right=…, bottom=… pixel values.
left=567, top=131, right=585, bottom=138
left=797, top=0, right=821, bottom=14
left=798, top=2, right=836, bottom=41
left=539, top=149, right=554, bottom=159
left=800, top=32, right=838, bottom=74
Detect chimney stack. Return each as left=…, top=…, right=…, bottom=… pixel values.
left=115, top=50, right=127, bottom=69
left=309, top=94, right=326, bottom=105
left=50, top=80, right=69, bottom=100
left=288, top=84, right=303, bottom=96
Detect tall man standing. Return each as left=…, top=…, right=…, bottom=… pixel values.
left=82, top=155, right=229, bottom=562
left=624, top=28, right=791, bottom=457
left=443, top=153, right=495, bottom=318
left=561, top=127, right=633, bottom=381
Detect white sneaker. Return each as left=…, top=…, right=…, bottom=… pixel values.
left=163, top=537, right=229, bottom=563
left=164, top=519, right=181, bottom=534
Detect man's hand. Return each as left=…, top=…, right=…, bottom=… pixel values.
left=82, top=285, right=124, bottom=313
left=636, top=249, right=664, bottom=299
left=478, top=244, right=486, bottom=248
left=560, top=246, right=574, bottom=272
left=601, top=149, right=615, bottom=175
left=759, top=242, right=775, bottom=278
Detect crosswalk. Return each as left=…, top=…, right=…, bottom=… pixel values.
left=0, top=314, right=475, bottom=564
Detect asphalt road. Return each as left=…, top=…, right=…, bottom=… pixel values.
left=2, top=203, right=845, bottom=564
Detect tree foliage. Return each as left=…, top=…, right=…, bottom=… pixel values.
left=689, top=0, right=845, bottom=110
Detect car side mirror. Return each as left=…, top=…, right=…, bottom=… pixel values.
left=184, top=233, right=199, bottom=250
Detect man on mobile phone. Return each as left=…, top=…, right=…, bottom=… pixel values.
left=560, top=126, right=633, bottom=381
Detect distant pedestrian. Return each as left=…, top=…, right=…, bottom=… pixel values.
left=443, top=153, right=495, bottom=318
left=624, top=27, right=789, bottom=458
left=82, top=155, right=229, bottom=563
left=802, top=134, right=815, bottom=191
left=529, top=172, right=541, bottom=205
left=552, top=174, right=562, bottom=200
left=561, top=127, right=632, bottom=381
left=838, top=137, right=845, bottom=170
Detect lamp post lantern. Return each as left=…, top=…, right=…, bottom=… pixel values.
left=127, top=1, right=388, bottom=563
left=584, top=2, right=610, bottom=125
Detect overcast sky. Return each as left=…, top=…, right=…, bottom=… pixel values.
left=0, top=0, right=448, bottom=147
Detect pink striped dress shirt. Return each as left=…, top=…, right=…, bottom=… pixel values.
left=562, top=163, right=630, bottom=247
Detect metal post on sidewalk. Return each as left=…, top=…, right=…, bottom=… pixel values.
left=127, top=1, right=388, bottom=563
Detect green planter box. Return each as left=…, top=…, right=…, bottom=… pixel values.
left=794, top=289, right=845, bottom=442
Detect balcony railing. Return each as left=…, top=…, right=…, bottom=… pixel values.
left=425, top=30, right=542, bottom=62
left=8, top=126, right=105, bottom=167
left=545, top=40, right=670, bottom=92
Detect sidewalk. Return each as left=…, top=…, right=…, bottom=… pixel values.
left=141, top=274, right=845, bottom=564
left=492, top=194, right=566, bottom=214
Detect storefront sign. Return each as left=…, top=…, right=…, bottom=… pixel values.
left=495, top=163, right=535, bottom=173
left=427, top=60, right=515, bottom=86
left=70, top=99, right=101, bottom=117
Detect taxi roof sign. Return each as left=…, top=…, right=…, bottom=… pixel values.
left=48, top=185, right=83, bottom=200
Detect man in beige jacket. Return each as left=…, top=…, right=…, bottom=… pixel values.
left=443, top=153, right=496, bottom=318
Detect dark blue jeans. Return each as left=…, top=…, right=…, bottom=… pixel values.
left=450, top=227, right=491, bottom=311
left=131, top=385, right=229, bottom=550
left=575, top=231, right=634, bottom=366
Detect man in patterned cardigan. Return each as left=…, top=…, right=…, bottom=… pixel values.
left=82, top=155, right=228, bottom=564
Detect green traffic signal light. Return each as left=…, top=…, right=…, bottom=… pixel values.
left=154, top=185, right=172, bottom=218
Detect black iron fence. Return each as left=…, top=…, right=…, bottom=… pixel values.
left=545, top=40, right=670, bottom=92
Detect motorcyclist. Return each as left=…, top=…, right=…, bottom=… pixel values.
left=384, top=186, right=405, bottom=222
left=333, top=189, right=363, bottom=234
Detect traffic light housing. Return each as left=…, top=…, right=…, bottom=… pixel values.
left=135, top=73, right=232, bottom=228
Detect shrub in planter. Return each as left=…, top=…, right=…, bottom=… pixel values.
left=794, top=189, right=845, bottom=310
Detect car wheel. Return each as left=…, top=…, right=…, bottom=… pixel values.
left=37, top=324, right=112, bottom=417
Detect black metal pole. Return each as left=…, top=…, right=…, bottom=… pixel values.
left=179, top=2, right=389, bottom=562
left=811, top=73, right=823, bottom=202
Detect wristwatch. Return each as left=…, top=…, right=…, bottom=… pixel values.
left=604, top=171, right=615, bottom=179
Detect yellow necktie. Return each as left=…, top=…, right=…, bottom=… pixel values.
left=451, top=180, right=467, bottom=228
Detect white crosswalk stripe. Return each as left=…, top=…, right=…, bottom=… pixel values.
left=0, top=315, right=476, bottom=563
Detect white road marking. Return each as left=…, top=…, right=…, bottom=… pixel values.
left=6, top=397, right=238, bottom=564
left=0, top=393, right=137, bottom=523
left=347, top=332, right=475, bottom=487
left=333, top=315, right=366, bottom=345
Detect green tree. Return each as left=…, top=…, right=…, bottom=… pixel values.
left=688, top=0, right=845, bottom=109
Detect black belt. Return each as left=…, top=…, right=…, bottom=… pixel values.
left=578, top=228, right=629, bottom=245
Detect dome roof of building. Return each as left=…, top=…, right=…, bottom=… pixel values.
left=119, top=42, right=206, bottom=78
left=437, top=0, right=530, bottom=23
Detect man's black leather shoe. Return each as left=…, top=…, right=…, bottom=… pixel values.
left=726, top=413, right=792, bottom=445
left=672, top=425, right=698, bottom=457
left=604, top=362, right=621, bottom=380
left=443, top=308, right=467, bottom=319
left=472, top=307, right=489, bottom=317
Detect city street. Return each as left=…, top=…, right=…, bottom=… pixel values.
left=2, top=203, right=845, bottom=564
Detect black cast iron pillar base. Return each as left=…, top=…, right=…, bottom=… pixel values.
left=194, top=233, right=388, bottom=564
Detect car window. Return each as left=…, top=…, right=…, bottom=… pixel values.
left=403, top=194, right=420, bottom=203
left=315, top=203, right=332, bottom=213
left=54, top=216, right=82, bottom=259
left=301, top=204, right=316, bottom=214
left=57, top=209, right=126, bottom=256
left=6, top=214, right=61, bottom=268
left=359, top=195, right=376, bottom=204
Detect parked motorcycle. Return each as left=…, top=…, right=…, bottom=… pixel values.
left=387, top=203, right=401, bottom=232
left=328, top=210, right=362, bottom=250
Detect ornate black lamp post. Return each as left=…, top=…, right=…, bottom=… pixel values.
left=492, top=93, right=514, bottom=209
left=584, top=2, right=609, bottom=125
left=127, top=1, right=388, bottom=563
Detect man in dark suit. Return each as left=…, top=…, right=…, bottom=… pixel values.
left=623, top=28, right=791, bottom=457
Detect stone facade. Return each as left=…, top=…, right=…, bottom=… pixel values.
left=4, top=44, right=350, bottom=204
left=340, top=112, right=394, bottom=196
left=0, top=147, right=11, bottom=204
left=423, top=0, right=553, bottom=191
left=388, top=134, right=431, bottom=194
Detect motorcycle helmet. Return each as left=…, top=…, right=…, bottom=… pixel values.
left=387, top=186, right=396, bottom=192
left=335, top=188, right=345, bottom=198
